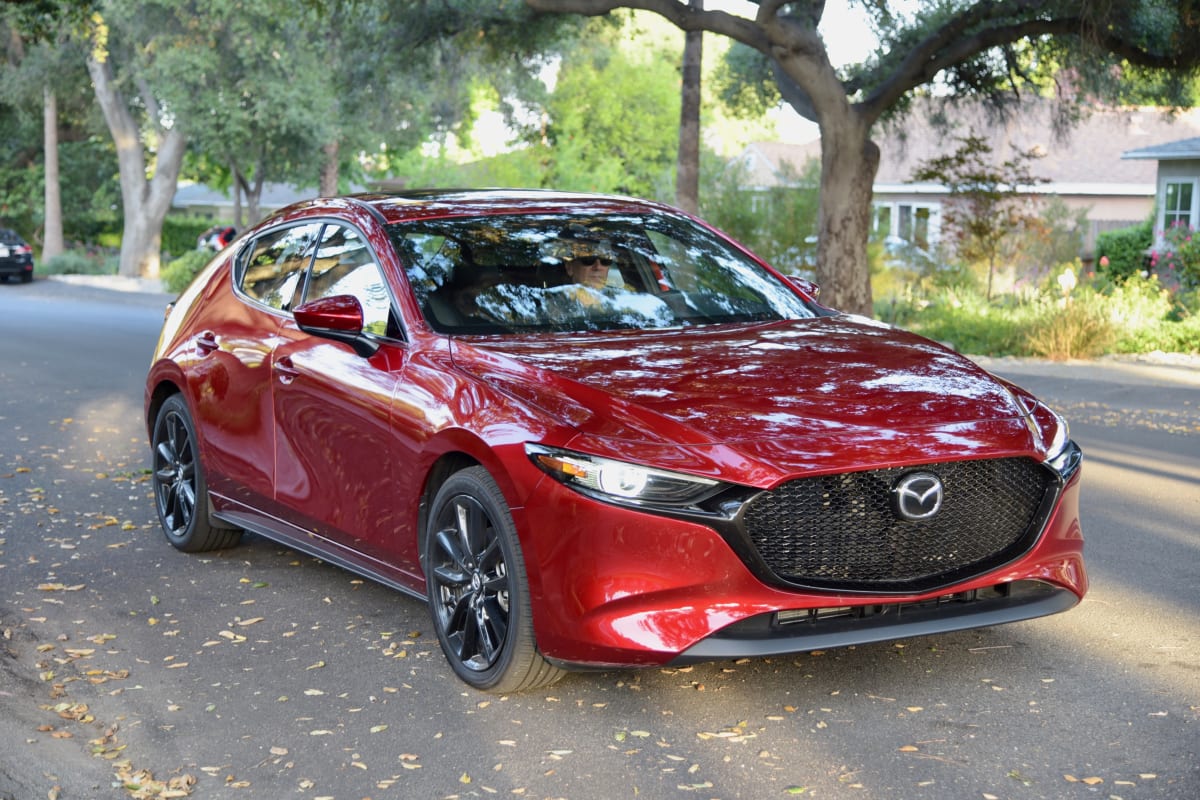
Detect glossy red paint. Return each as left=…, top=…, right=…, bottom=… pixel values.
left=293, top=294, right=365, bottom=332
left=146, top=190, right=1087, bottom=690
left=514, top=468, right=1087, bottom=666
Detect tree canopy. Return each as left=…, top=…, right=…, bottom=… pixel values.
left=2, top=0, right=583, bottom=276
left=527, top=0, right=1200, bottom=315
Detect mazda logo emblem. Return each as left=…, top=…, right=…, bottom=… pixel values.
left=891, top=472, right=944, bottom=521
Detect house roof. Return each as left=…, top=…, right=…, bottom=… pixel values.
left=1121, top=136, right=1200, bottom=161
left=172, top=182, right=321, bottom=210
left=743, top=101, right=1200, bottom=193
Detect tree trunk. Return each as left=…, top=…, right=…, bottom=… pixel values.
left=42, top=86, right=64, bottom=261
left=675, top=0, right=702, bottom=214
left=320, top=141, right=339, bottom=197
left=231, top=160, right=245, bottom=229
left=86, top=55, right=186, bottom=278
left=814, top=113, right=879, bottom=318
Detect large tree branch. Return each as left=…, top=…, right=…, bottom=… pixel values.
left=862, top=1, right=1200, bottom=120
left=859, top=0, right=1044, bottom=118
left=526, top=0, right=769, bottom=51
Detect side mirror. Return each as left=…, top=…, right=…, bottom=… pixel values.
left=294, top=295, right=379, bottom=357
left=788, top=276, right=820, bottom=299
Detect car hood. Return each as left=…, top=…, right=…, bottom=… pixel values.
left=449, top=317, right=1040, bottom=481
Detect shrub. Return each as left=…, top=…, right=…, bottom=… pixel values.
left=1023, top=293, right=1116, bottom=360
left=163, top=216, right=226, bottom=258
left=63, top=213, right=122, bottom=250
left=1151, top=221, right=1200, bottom=290
left=896, top=289, right=1032, bottom=355
left=1096, top=218, right=1153, bottom=280
left=890, top=265, right=1198, bottom=357
left=40, top=250, right=117, bottom=276
left=161, top=249, right=213, bottom=294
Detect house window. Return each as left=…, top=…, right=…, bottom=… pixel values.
left=871, top=205, right=891, bottom=237
left=1163, top=180, right=1196, bottom=231
left=898, top=204, right=936, bottom=250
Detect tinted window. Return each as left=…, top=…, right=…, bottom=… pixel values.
left=389, top=212, right=816, bottom=334
left=238, top=223, right=322, bottom=310
left=303, top=225, right=395, bottom=337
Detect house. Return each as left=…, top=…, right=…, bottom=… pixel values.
left=170, top=181, right=321, bottom=221
left=1121, top=136, right=1200, bottom=247
left=738, top=102, right=1200, bottom=259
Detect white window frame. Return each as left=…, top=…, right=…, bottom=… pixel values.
left=1160, top=178, right=1198, bottom=234
left=896, top=203, right=940, bottom=250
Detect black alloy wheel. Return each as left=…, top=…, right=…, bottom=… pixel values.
left=151, top=395, right=240, bottom=552
left=425, top=467, right=563, bottom=692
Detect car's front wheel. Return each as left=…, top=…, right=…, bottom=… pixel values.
left=151, top=394, right=241, bottom=552
left=424, top=467, right=564, bottom=692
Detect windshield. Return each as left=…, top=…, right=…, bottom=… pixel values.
left=389, top=212, right=818, bottom=334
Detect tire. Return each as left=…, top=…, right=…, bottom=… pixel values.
left=19, top=271, right=33, bottom=284
left=151, top=394, right=241, bottom=552
left=424, top=467, right=564, bottom=692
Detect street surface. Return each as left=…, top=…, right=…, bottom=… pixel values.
left=1, top=277, right=1197, bottom=800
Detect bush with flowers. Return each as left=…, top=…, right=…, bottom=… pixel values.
left=880, top=258, right=1200, bottom=358
left=1151, top=221, right=1200, bottom=290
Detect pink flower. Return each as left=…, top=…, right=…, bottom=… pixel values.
left=1099, top=256, right=1110, bottom=268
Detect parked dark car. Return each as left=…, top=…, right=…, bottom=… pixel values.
left=0, top=229, right=34, bottom=283
left=145, top=190, right=1087, bottom=692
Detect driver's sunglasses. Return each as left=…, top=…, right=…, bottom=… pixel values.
left=575, top=255, right=613, bottom=267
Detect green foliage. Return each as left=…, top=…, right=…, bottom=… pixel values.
left=61, top=212, right=119, bottom=250
left=1013, top=197, right=1088, bottom=278
left=911, top=132, right=1048, bottom=299
left=711, top=42, right=781, bottom=119
left=1096, top=217, right=1154, bottom=280
left=0, top=159, right=41, bottom=236
left=700, top=154, right=819, bottom=275
left=161, top=249, right=212, bottom=294
left=1023, top=294, right=1116, bottom=360
left=40, top=249, right=117, bottom=276
left=1152, top=221, right=1200, bottom=289
left=891, top=268, right=1199, bottom=357
left=162, top=217, right=223, bottom=259
left=542, top=22, right=680, bottom=197
left=889, top=290, right=1032, bottom=355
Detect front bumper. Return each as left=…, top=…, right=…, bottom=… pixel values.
left=668, top=579, right=1077, bottom=664
left=519, top=456, right=1086, bottom=668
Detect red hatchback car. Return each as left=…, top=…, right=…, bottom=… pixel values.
left=145, top=190, right=1086, bottom=692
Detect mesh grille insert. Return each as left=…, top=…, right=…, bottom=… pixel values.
left=741, top=458, right=1053, bottom=592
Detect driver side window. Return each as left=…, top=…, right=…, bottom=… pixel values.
left=303, top=224, right=396, bottom=337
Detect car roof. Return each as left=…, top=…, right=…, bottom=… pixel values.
left=268, top=189, right=681, bottom=227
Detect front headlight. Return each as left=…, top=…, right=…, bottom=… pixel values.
left=1032, top=403, right=1081, bottom=480
left=526, top=444, right=724, bottom=508
left=1043, top=407, right=1069, bottom=463
left=1014, top=393, right=1081, bottom=480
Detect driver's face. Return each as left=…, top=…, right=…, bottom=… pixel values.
left=565, top=255, right=611, bottom=289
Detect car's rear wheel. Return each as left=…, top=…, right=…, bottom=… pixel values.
left=424, top=467, right=564, bottom=692
left=151, top=395, right=241, bottom=552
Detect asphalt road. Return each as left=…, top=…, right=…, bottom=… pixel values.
left=1, top=277, right=1197, bottom=800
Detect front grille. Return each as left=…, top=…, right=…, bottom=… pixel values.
left=741, top=458, right=1055, bottom=593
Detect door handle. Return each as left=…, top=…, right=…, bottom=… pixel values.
left=196, top=331, right=219, bottom=355
left=275, top=355, right=300, bottom=384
